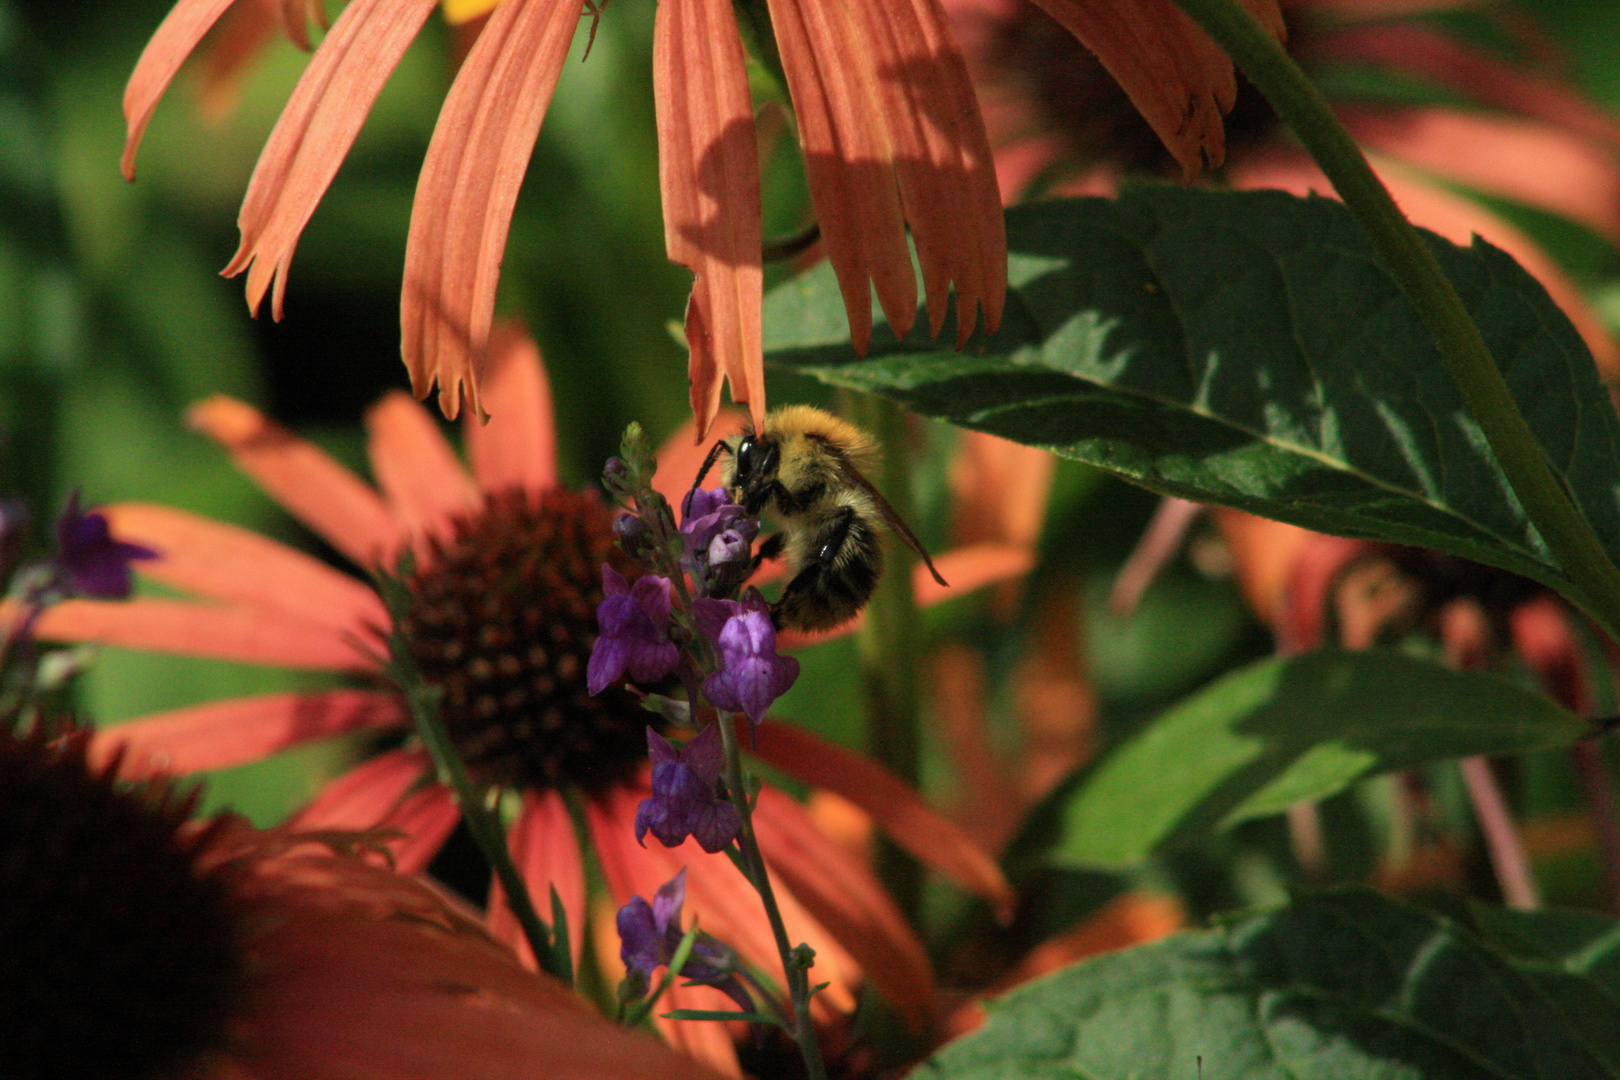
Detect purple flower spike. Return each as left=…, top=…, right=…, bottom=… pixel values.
left=635, top=726, right=740, bottom=853
left=588, top=565, right=679, bottom=695
left=54, top=492, right=159, bottom=600
left=701, top=590, right=799, bottom=726
left=616, top=868, right=750, bottom=1011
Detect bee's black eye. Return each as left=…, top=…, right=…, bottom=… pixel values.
left=735, top=437, right=758, bottom=478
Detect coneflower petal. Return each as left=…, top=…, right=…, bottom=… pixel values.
left=91, top=689, right=404, bottom=777
left=122, top=0, right=240, bottom=180
left=225, top=0, right=439, bottom=321
left=654, top=0, right=765, bottom=440
left=401, top=0, right=581, bottom=421
left=465, top=322, right=559, bottom=496
left=365, top=391, right=481, bottom=549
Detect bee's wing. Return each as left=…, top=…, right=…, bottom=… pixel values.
left=836, top=457, right=949, bottom=587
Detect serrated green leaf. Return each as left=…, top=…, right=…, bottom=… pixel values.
left=763, top=186, right=1620, bottom=604
left=1052, top=649, right=1587, bottom=869
left=919, top=888, right=1619, bottom=1080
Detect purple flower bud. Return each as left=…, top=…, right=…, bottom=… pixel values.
left=701, top=590, right=798, bottom=726
left=53, top=492, right=158, bottom=600
left=588, top=566, right=679, bottom=695
left=616, top=868, right=750, bottom=1011
left=635, top=726, right=740, bottom=853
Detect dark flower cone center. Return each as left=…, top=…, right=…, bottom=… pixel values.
left=0, top=730, right=242, bottom=1080
left=398, top=487, right=652, bottom=794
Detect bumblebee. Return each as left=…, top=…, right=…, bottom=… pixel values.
left=692, top=405, right=948, bottom=632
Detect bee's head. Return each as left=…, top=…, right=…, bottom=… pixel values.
left=728, top=431, right=780, bottom=513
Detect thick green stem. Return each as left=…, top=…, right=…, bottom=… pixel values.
left=716, top=714, right=830, bottom=1080
left=1170, top=0, right=1620, bottom=641
left=846, top=392, right=927, bottom=918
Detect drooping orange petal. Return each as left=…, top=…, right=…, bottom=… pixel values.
left=654, top=0, right=765, bottom=440
left=1228, top=146, right=1620, bottom=383
left=1025, top=0, right=1283, bottom=178
left=1343, top=105, right=1620, bottom=244
left=851, top=0, right=1006, bottom=343
left=767, top=0, right=917, bottom=352
left=749, top=720, right=1015, bottom=919
left=122, top=0, right=240, bottom=180
left=365, top=390, right=480, bottom=547
left=92, top=689, right=404, bottom=777
left=225, top=0, right=439, bottom=320
left=188, top=394, right=403, bottom=568
left=101, top=502, right=389, bottom=637
left=194, top=0, right=281, bottom=122
left=465, top=321, right=558, bottom=496
left=751, top=786, right=938, bottom=1029
left=401, top=0, right=581, bottom=421
left=33, top=597, right=380, bottom=670
left=487, top=789, right=587, bottom=970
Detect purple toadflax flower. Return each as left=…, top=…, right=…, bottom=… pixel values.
left=588, top=565, right=680, bottom=695
left=695, top=590, right=799, bottom=727
left=635, top=725, right=741, bottom=854
left=617, top=868, right=750, bottom=1012
left=53, top=492, right=159, bottom=600
left=679, top=487, right=757, bottom=596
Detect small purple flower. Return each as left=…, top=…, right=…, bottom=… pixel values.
left=587, top=566, right=680, bottom=695
left=616, top=868, right=750, bottom=1011
left=635, top=726, right=740, bottom=853
left=679, top=487, right=758, bottom=592
left=698, top=589, right=799, bottom=726
left=54, top=492, right=158, bottom=600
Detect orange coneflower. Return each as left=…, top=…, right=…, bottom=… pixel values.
left=123, top=0, right=1282, bottom=436
left=0, top=723, right=729, bottom=1080
left=32, top=322, right=1020, bottom=1072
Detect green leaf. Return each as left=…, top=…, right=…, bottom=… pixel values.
left=918, top=887, right=1620, bottom=1080
left=763, top=186, right=1620, bottom=603
left=1052, top=649, right=1588, bottom=869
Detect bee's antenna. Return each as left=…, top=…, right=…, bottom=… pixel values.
left=690, top=439, right=732, bottom=497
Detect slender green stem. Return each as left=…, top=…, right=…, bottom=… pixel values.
left=716, top=713, right=830, bottom=1080
left=1169, top=0, right=1620, bottom=642
left=846, top=392, right=927, bottom=917
left=375, top=569, right=569, bottom=986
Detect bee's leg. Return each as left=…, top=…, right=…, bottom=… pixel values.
left=688, top=440, right=733, bottom=504
left=751, top=531, right=786, bottom=574
left=771, top=507, right=881, bottom=633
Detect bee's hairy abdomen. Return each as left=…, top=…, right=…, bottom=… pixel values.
left=772, top=509, right=884, bottom=632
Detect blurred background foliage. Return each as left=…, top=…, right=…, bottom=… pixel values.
left=5, top=0, right=1620, bottom=931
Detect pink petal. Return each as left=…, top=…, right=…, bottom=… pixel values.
left=1228, top=147, right=1620, bottom=384
left=465, top=321, right=559, bottom=496
left=225, top=0, right=440, bottom=320
left=752, top=786, right=938, bottom=1029
left=654, top=0, right=766, bottom=439
left=92, top=689, right=404, bottom=777
left=193, top=0, right=281, bottom=122
left=122, top=0, right=240, bottom=180
left=749, top=719, right=1015, bottom=918
left=189, top=394, right=403, bottom=568
left=766, top=0, right=917, bottom=352
left=487, top=789, right=587, bottom=969
left=401, top=0, right=581, bottom=420
left=1343, top=105, right=1620, bottom=244
left=101, top=502, right=388, bottom=637
left=33, top=597, right=380, bottom=670
left=365, top=391, right=480, bottom=548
